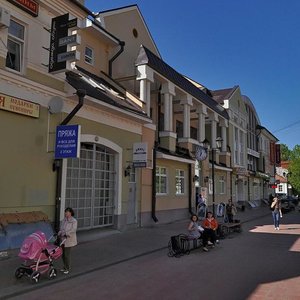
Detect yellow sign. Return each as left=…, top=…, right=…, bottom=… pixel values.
left=0, top=94, right=40, bottom=118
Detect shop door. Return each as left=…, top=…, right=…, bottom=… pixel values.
left=65, top=143, right=116, bottom=229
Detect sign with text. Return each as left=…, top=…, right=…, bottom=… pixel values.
left=48, top=14, right=80, bottom=74
left=8, top=0, right=39, bottom=17
left=55, top=125, right=81, bottom=159
left=0, top=93, right=39, bottom=118
left=132, top=142, right=147, bottom=168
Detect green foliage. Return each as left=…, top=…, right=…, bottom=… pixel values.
left=289, top=159, right=300, bottom=195
left=285, top=144, right=300, bottom=195
left=280, top=144, right=291, bottom=161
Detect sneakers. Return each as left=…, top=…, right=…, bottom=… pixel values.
left=276, top=227, right=280, bottom=230
left=63, top=270, right=69, bottom=274
left=207, top=241, right=213, bottom=246
left=203, top=247, right=209, bottom=252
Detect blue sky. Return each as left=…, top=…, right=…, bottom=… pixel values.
left=85, top=0, right=300, bottom=150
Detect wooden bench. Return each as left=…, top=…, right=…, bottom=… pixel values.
left=220, top=222, right=242, bottom=237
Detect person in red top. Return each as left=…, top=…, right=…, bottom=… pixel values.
left=202, top=211, right=218, bottom=252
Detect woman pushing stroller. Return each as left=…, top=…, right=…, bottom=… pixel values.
left=58, top=207, right=77, bottom=274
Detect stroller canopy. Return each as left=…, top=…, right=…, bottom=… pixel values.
left=19, top=231, right=48, bottom=260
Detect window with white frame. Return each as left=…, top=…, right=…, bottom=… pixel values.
left=84, top=46, right=94, bottom=65
left=156, top=166, right=167, bottom=194
left=6, top=19, right=25, bottom=72
left=175, top=169, right=185, bottom=195
left=219, top=175, right=226, bottom=194
left=278, top=185, right=283, bottom=192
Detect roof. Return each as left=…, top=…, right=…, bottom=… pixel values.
left=256, top=125, right=279, bottom=142
left=97, top=5, right=161, bottom=57
left=135, top=46, right=229, bottom=120
left=210, top=86, right=239, bottom=104
left=65, top=66, right=147, bottom=117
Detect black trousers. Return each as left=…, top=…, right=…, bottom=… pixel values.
left=202, top=228, right=217, bottom=246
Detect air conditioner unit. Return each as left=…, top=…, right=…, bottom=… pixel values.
left=0, top=8, right=10, bottom=28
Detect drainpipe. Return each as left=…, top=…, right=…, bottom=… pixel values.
left=53, top=89, right=86, bottom=232
left=189, top=164, right=193, bottom=214
left=109, top=41, right=125, bottom=77
left=151, top=142, right=158, bottom=222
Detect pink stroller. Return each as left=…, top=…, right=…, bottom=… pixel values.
left=15, top=231, right=64, bottom=283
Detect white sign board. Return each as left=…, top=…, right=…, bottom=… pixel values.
left=133, top=142, right=147, bottom=168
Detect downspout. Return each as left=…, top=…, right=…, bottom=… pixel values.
left=109, top=41, right=125, bottom=77
left=54, top=89, right=86, bottom=231
left=189, top=164, right=193, bottom=214
left=151, top=142, right=158, bottom=222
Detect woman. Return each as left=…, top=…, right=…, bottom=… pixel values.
left=59, top=207, right=78, bottom=274
left=202, top=211, right=218, bottom=252
left=226, top=199, right=236, bottom=223
left=271, top=197, right=282, bottom=230
left=188, top=214, right=203, bottom=240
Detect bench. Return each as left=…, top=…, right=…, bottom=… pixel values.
left=220, top=221, right=242, bottom=237
left=167, top=234, right=202, bottom=257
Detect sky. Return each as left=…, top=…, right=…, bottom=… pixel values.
left=85, top=0, right=300, bottom=150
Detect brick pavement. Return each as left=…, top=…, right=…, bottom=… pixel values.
left=0, top=205, right=272, bottom=299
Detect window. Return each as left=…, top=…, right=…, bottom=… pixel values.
left=219, top=175, right=225, bottom=194
left=6, top=20, right=24, bottom=72
left=175, top=169, right=185, bottom=195
left=85, top=46, right=94, bottom=65
left=278, top=185, right=283, bottom=192
left=156, top=166, right=167, bottom=194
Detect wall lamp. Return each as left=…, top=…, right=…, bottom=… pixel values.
left=193, top=175, right=199, bottom=182
left=124, top=165, right=131, bottom=177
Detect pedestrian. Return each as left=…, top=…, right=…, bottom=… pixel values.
left=187, top=214, right=203, bottom=239
left=226, top=199, right=237, bottom=223
left=271, top=196, right=282, bottom=230
left=58, top=207, right=78, bottom=274
left=202, top=211, right=218, bottom=252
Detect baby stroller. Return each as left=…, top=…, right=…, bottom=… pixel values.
left=15, top=231, right=64, bottom=283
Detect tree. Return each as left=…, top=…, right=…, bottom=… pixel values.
left=288, top=145, right=300, bottom=195
left=280, top=144, right=291, bottom=161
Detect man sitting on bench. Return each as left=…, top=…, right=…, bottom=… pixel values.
left=202, top=211, right=218, bottom=252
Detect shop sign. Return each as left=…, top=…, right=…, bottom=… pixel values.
left=48, top=14, right=80, bottom=74
left=0, top=93, right=39, bottom=118
left=55, top=125, right=81, bottom=159
left=7, top=0, right=39, bottom=17
left=233, top=167, right=249, bottom=176
left=133, top=142, right=147, bottom=168
left=255, top=171, right=270, bottom=179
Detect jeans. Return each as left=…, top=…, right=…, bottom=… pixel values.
left=272, top=210, right=280, bottom=228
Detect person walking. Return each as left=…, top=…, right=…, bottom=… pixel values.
left=59, top=207, right=78, bottom=274
left=271, top=196, right=282, bottom=230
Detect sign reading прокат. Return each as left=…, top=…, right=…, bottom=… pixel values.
left=55, top=125, right=81, bottom=159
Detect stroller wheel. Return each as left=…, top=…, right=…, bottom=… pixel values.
left=47, top=268, right=57, bottom=279
left=15, top=267, right=25, bottom=279
left=30, top=271, right=40, bottom=284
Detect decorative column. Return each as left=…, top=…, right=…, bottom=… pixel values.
left=161, top=82, right=175, bottom=132
left=221, top=125, right=227, bottom=152
left=197, top=104, right=207, bottom=143
left=180, top=94, right=193, bottom=139
left=136, top=65, right=154, bottom=117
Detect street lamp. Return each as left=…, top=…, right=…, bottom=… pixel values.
left=203, top=137, right=223, bottom=216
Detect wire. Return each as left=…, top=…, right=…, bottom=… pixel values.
left=273, top=120, right=300, bottom=133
